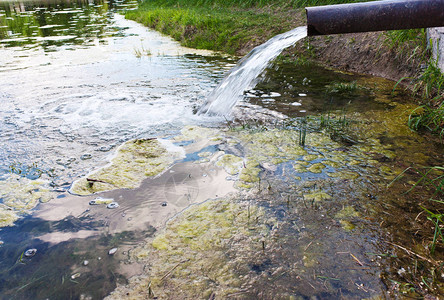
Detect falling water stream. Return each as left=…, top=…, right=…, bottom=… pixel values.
left=0, top=0, right=443, bottom=299
left=198, top=26, right=307, bottom=116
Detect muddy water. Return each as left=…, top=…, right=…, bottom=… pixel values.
left=1, top=1, right=444, bottom=299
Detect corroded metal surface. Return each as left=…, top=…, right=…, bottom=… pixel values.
left=306, top=0, right=444, bottom=36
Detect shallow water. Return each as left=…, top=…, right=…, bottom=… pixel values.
left=0, top=0, right=443, bottom=299
left=0, top=0, right=233, bottom=184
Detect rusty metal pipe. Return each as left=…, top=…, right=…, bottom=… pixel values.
left=306, top=0, right=444, bottom=36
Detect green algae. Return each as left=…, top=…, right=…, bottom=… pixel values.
left=335, top=206, right=360, bottom=219
left=215, top=154, right=243, bottom=175
left=108, top=198, right=269, bottom=299
left=327, top=170, right=360, bottom=180
left=307, top=163, right=326, bottom=174
left=323, top=160, right=342, bottom=168
left=104, top=110, right=441, bottom=298
left=174, top=125, right=222, bottom=142
left=0, top=174, right=54, bottom=227
left=0, top=205, right=20, bottom=227
left=70, top=139, right=182, bottom=195
left=238, top=160, right=261, bottom=184
left=100, top=66, right=444, bottom=299
left=303, top=191, right=331, bottom=202
left=293, top=163, right=307, bottom=173
left=90, top=197, right=114, bottom=205
left=339, top=220, right=356, bottom=231
left=303, top=154, right=318, bottom=162
left=198, top=151, right=212, bottom=158
left=233, top=129, right=307, bottom=162
left=151, top=199, right=258, bottom=251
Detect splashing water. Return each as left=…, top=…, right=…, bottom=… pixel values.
left=198, top=26, right=307, bottom=116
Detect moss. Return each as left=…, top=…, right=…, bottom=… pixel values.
left=71, top=139, right=182, bottom=195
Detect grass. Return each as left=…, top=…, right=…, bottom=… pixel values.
left=136, top=0, right=373, bottom=9
left=125, top=0, right=373, bottom=55
left=408, top=104, right=444, bottom=138
left=383, top=29, right=428, bottom=61
left=125, top=2, right=293, bottom=55
left=391, top=166, right=444, bottom=255
left=383, top=28, right=444, bottom=138
left=414, top=59, right=444, bottom=101
left=134, top=45, right=152, bottom=58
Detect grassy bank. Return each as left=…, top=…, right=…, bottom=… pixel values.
left=126, top=0, right=443, bottom=136
left=125, top=0, right=304, bottom=55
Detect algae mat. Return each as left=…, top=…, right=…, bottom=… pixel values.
left=70, top=138, right=184, bottom=195
left=0, top=175, right=54, bottom=227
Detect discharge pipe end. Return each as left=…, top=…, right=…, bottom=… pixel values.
left=306, top=0, right=444, bottom=36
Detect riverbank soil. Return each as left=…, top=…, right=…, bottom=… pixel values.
left=290, top=31, right=421, bottom=85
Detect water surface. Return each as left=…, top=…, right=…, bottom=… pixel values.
left=0, top=1, right=443, bottom=299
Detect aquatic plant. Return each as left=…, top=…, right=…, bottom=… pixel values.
left=298, top=116, right=307, bottom=146
left=391, top=166, right=444, bottom=255
left=134, top=44, right=152, bottom=58
left=421, top=206, right=443, bottom=255
left=8, top=161, right=51, bottom=180
left=325, top=81, right=359, bottom=94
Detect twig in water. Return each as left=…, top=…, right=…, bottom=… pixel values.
left=160, top=259, right=189, bottom=282
left=350, top=253, right=364, bottom=266
left=226, top=290, right=249, bottom=298
left=386, top=241, right=439, bottom=266
left=304, top=241, right=313, bottom=252
left=148, top=281, right=154, bottom=298
left=16, top=275, right=48, bottom=292
left=355, top=282, right=368, bottom=292
left=86, top=178, right=116, bottom=187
